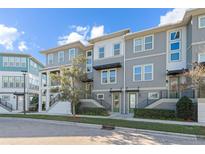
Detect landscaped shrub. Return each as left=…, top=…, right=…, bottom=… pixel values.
left=134, top=108, right=176, bottom=120
left=176, top=96, right=193, bottom=120
left=77, top=107, right=109, bottom=116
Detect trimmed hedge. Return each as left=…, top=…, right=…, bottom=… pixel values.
left=134, top=108, right=176, bottom=120
left=77, top=107, right=109, bottom=116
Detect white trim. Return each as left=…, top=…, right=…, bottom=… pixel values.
left=112, top=42, right=121, bottom=56
left=68, top=48, right=76, bottom=61
left=133, top=34, right=154, bottom=53
left=198, top=15, right=205, bottom=29
left=148, top=92, right=160, bottom=100
left=86, top=50, right=93, bottom=73
left=97, top=93, right=104, bottom=100
left=100, top=68, right=117, bottom=85
left=133, top=64, right=153, bottom=82
left=192, top=40, right=205, bottom=46
left=125, top=52, right=165, bottom=61
left=94, top=55, right=123, bottom=61
left=111, top=92, right=121, bottom=113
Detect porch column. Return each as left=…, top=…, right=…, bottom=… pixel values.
left=38, top=72, right=42, bottom=112
left=46, top=71, right=50, bottom=110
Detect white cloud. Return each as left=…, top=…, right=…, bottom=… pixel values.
left=18, top=41, right=28, bottom=51
left=58, top=25, right=105, bottom=46
left=0, top=24, right=21, bottom=50
left=90, top=25, right=104, bottom=39
left=159, top=9, right=188, bottom=26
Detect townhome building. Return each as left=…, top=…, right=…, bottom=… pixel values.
left=0, top=52, right=44, bottom=113
left=38, top=8, right=205, bottom=115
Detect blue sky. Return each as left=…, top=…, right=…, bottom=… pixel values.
left=0, top=8, right=183, bottom=64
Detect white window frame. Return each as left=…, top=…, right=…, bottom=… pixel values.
left=133, top=35, right=154, bottom=53
left=198, top=15, right=205, bottom=29
left=98, top=46, right=105, bottom=59
left=68, top=48, right=76, bottom=61
left=133, top=65, right=142, bottom=82
left=133, top=64, right=153, bottom=82
left=86, top=50, right=92, bottom=73
left=2, top=95, right=10, bottom=102
left=148, top=92, right=159, bottom=100
left=144, top=64, right=154, bottom=81
left=198, top=53, right=205, bottom=63
left=48, top=54, right=54, bottom=65
left=58, top=51, right=64, bottom=63
left=144, top=35, right=154, bottom=51
left=113, top=43, right=121, bottom=56
left=3, top=56, right=9, bottom=67
left=101, top=68, right=117, bottom=85
left=133, top=38, right=143, bottom=53
left=97, top=93, right=104, bottom=100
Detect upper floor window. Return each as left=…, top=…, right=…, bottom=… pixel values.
left=69, top=48, right=76, bottom=61
left=101, top=69, right=117, bottom=84
left=144, top=35, right=153, bottom=51
left=30, top=60, right=37, bottom=68
left=134, top=35, right=154, bottom=53
left=86, top=50, right=92, bottom=73
left=199, top=15, right=205, bottom=29
left=48, top=54, right=54, bottom=65
left=198, top=53, right=205, bottom=63
left=133, top=64, right=153, bottom=82
left=169, top=30, right=181, bottom=62
left=98, top=47, right=105, bottom=59
left=113, top=43, right=121, bottom=56
left=3, top=56, right=26, bottom=67
left=58, top=51, right=64, bottom=63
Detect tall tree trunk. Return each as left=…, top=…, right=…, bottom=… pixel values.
left=72, top=103, right=76, bottom=116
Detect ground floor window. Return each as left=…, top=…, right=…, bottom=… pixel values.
left=97, top=93, right=104, bottom=100
left=1, top=95, right=10, bottom=102
left=148, top=92, right=159, bottom=99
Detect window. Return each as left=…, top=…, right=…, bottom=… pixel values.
left=97, top=93, right=104, bottom=100
left=133, top=66, right=142, bottom=81
left=15, top=57, right=20, bottom=67
left=199, top=15, right=205, bottom=29
left=198, top=53, right=205, bottom=63
left=58, top=51, right=64, bottom=63
left=3, top=57, right=9, bottom=67
left=9, top=57, right=14, bottom=67
left=144, top=64, right=153, bottom=81
left=48, top=54, right=54, bottom=65
left=86, top=50, right=92, bottom=73
left=2, top=76, right=8, bottom=88
left=69, top=48, right=76, bottom=61
left=134, top=38, right=143, bottom=52
left=2, top=76, right=24, bottom=88
left=169, top=30, right=181, bottom=62
left=133, top=64, right=153, bottom=82
left=113, top=43, right=120, bottom=56
left=101, top=70, right=108, bottom=84
left=99, top=47, right=105, bottom=58
left=110, top=69, right=116, bottom=83
left=101, top=69, right=117, bottom=84
left=9, top=76, right=14, bottom=88
left=21, top=57, right=27, bottom=67
left=144, top=35, right=153, bottom=50
left=15, top=76, right=20, bottom=88
left=134, top=35, right=154, bottom=52
left=148, top=92, right=159, bottom=99
left=2, top=95, right=10, bottom=102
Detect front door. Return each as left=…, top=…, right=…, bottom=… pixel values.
left=112, top=93, right=120, bottom=112
left=169, top=76, right=180, bottom=98
left=17, top=96, right=24, bottom=111
left=129, top=93, right=138, bottom=113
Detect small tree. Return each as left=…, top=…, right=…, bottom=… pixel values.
left=50, top=55, right=86, bottom=116
left=176, top=96, right=193, bottom=120
left=184, top=63, right=205, bottom=99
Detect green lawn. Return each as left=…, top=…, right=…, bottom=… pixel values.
left=0, top=114, right=205, bottom=136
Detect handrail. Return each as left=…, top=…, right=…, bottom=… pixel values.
left=0, top=100, right=12, bottom=112
left=49, top=93, right=61, bottom=107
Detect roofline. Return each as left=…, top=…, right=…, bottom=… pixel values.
left=40, top=41, right=86, bottom=54
left=0, top=52, right=44, bottom=67
left=125, top=8, right=205, bottom=40
left=88, top=28, right=130, bottom=43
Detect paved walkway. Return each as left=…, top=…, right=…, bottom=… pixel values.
left=0, top=117, right=205, bottom=145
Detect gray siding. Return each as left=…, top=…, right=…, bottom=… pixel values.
left=192, top=15, right=205, bottom=43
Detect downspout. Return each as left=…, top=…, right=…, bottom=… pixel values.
left=123, top=36, right=126, bottom=114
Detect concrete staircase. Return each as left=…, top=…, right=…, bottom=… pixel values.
left=145, top=98, right=179, bottom=110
